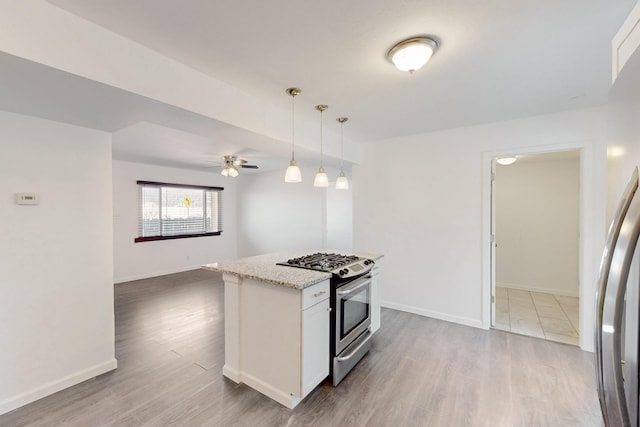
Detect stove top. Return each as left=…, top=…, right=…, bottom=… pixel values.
left=277, top=252, right=374, bottom=280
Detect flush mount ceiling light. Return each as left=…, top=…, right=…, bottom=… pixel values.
left=284, top=87, right=302, bottom=183
left=497, top=157, right=517, bottom=166
left=386, top=36, right=438, bottom=73
left=313, top=104, right=329, bottom=188
left=336, top=117, right=349, bottom=190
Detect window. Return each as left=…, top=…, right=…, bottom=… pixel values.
left=135, top=181, right=223, bottom=242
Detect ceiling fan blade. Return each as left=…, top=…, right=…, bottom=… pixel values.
left=240, top=164, right=259, bottom=169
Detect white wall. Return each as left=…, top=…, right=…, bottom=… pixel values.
left=326, top=182, right=353, bottom=252
left=237, top=167, right=353, bottom=257
left=353, top=107, right=607, bottom=342
left=496, top=156, right=580, bottom=296
left=113, top=160, right=238, bottom=283
left=0, top=111, right=116, bottom=415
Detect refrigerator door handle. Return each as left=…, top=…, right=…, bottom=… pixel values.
left=601, top=176, right=640, bottom=427
left=595, top=167, right=639, bottom=423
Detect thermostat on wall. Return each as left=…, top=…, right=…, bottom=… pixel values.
left=15, top=193, right=39, bottom=205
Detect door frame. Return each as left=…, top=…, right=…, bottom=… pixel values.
left=490, top=158, right=497, bottom=327
left=481, top=141, right=604, bottom=351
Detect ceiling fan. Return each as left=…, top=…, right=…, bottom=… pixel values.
left=220, top=155, right=259, bottom=177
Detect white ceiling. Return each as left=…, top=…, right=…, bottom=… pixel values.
left=0, top=52, right=302, bottom=172
left=2, top=0, right=637, bottom=171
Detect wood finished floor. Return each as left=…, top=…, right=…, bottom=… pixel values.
left=0, top=270, right=603, bottom=426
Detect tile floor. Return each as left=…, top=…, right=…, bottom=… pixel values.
left=493, top=287, right=580, bottom=346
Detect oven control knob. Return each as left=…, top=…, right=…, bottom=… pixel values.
left=364, top=260, right=371, bottom=265
left=339, top=269, right=349, bottom=276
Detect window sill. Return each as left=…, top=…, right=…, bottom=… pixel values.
left=134, top=232, right=222, bottom=243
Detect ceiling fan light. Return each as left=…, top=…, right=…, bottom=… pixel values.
left=228, top=166, right=239, bottom=177
left=314, top=167, right=329, bottom=188
left=336, top=171, right=349, bottom=190
left=285, top=159, right=302, bottom=183
left=387, top=37, right=437, bottom=73
left=497, top=157, right=517, bottom=166
left=221, top=167, right=229, bottom=177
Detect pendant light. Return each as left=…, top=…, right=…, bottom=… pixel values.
left=313, top=104, right=329, bottom=187
left=335, top=117, right=349, bottom=190
left=284, top=87, right=302, bottom=183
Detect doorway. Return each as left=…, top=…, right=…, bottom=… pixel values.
left=491, top=150, right=580, bottom=345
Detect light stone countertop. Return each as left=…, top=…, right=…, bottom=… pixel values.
left=202, top=250, right=383, bottom=290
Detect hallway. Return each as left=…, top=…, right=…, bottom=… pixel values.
left=494, top=287, right=579, bottom=346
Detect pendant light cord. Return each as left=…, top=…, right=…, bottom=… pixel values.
left=291, top=95, right=295, bottom=162
left=336, top=117, right=348, bottom=173
left=340, top=121, right=344, bottom=172
left=320, top=109, right=324, bottom=168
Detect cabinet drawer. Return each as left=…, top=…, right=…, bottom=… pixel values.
left=302, top=280, right=330, bottom=309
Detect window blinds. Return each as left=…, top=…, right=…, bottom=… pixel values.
left=136, top=181, right=223, bottom=242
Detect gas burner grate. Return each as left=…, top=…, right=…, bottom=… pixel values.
left=279, top=253, right=360, bottom=272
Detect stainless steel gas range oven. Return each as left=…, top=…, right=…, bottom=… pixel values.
left=277, top=253, right=375, bottom=385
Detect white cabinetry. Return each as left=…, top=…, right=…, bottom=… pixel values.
left=222, top=273, right=330, bottom=409
left=613, top=1, right=640, bottom=83
left=302, top=297, right=330, bottom=397
left=370, top=266, right=381, bottom=334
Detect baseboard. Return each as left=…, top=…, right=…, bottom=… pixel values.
left=381, top=300, right=484, bottom=329
left=497, top=282, right=579, bottom=297
left=114, top=266, right=203, bottom=284
left=235, top=371, right=301, bottom=409
left=0, top=358, right=118, bottom=416
left=222, top=365, right=241, bottom=383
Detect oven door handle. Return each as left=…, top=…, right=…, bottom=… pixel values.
left=336, top=331, right=372, bottom=362
left=336, top=277, right=371, bottom=296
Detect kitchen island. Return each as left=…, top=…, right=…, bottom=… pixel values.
left=202, top=251, right=382, bottom=408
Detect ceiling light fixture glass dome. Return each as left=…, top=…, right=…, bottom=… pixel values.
left=221, top=165, right=239, bottom=177
left=314, top=167, right=329, bottom=187
left=497, top=157, right=517, bottom=166
left=386, top=36, right=438, bottom=73
left=336, top=170, right=349, bottom=190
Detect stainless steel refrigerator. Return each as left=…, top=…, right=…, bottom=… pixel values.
left=595, top=167, right=639, bottom=426
left=595, top=39, right=640, bottom=427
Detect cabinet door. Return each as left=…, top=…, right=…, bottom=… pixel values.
left=301, top=298, right=330, bottom=397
